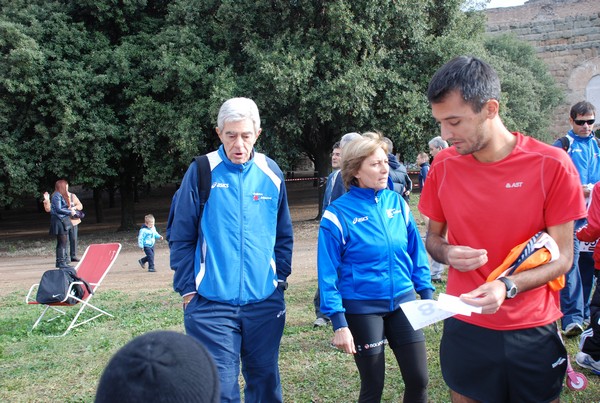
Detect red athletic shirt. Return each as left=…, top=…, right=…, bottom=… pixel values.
left=419, top=132, right=586, bottom=330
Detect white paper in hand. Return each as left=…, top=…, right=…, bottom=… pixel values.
left=437, top=293, right=482, bottom=316
left=400, top=293, right=482, bottom=331
left=399, top=299, right=455, bottom=330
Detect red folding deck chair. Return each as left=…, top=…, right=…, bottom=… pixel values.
left=25, top=243, right=121, bottom=337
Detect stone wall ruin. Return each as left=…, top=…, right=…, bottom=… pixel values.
left=485, top=0, right=600, bottom=138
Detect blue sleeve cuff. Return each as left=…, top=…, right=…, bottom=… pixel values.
left=330, top=312, right=348, bottom=331
left=418, top=288, right=434, bottom=300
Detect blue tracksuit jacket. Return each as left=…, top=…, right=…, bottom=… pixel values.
left=318, top=186, right=434, bottom=330
left=169, top=146, right=293, bottom=305
left=138, top=225, right=161, bottom=248
left=552, top=130, right=600, bottom=186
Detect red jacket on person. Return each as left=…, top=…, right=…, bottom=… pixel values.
left=577, top=182, right=600, bottom=270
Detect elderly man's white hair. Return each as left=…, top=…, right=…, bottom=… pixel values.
left=428, top=136, right=448, bottom=149
left=217, top=97, right=261, bottom=134
left=339, top=132, right=362, bottom=149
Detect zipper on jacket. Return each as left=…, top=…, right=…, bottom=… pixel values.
left=238, top=166, right=245, bottom=303
left=374, top=192, right=396, bottom=311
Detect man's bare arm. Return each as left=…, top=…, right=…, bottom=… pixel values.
left=460, top=220, right=574, bottom=314
left=425, top=219, right=487, bottom=272
left=509, top=220, right=574, bottom=293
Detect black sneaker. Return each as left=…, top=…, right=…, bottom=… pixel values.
left=138, top=259, right=145, bottom=269
left=148, top=268, right=156, bottom=272
left=71, top=257, right=80, bottom=262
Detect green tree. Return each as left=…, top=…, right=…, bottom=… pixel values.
left=0, top=18, right=44, bottom=208
left=0, top=0, right=564, bottom=227
left=66, top=0, right=227, bottom=229
left=175, top=0, right=489, bottom=175
left=484, top=33, right=563, bottom=142
left=0, top=1, right=120, bottom=211
left=0, top=0, right=218, bottom=229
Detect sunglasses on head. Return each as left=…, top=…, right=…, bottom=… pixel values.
left=574, top=119, right=595, bottom=126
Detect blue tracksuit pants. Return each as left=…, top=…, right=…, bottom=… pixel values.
left=560, top=220, right=585, bottom=329
left=141, top=246, right=155, bottom=270
left=184, top=288, right=286, bottom=403
left=579, top=251, right=596, bottom=321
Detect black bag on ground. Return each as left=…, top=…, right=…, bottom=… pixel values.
left=35, top=267, right=93, bottom=305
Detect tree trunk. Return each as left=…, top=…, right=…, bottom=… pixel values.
left=118, top=166, right=138, bottom=231
left=108, top=186, right=116, bottom=208
left=313, top=143, right=333, bottom=220
left=134, top=179, right=139, bottom=203
left=93, top=188, right=105, bottom=223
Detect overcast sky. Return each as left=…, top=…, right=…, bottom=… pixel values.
left=487, top=0, right=527, bottom=8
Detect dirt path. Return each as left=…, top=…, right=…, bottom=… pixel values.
left=1, top=181, right=321, bottom=298
left=4, top=224, right=320, bottom=299
left=2, top=248, right=172, bottom=298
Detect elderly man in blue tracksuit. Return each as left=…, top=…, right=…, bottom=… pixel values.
left=552, top=100, right=600, bottom=337
left=169, top=97, right=293, bottom=403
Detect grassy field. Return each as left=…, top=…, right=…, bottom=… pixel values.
left=1, top=277, right=598, bottom=402
left=0, top=193, right=599, bottom=402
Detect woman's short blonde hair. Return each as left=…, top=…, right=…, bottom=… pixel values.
left=341, top=131, right=388, bottom=190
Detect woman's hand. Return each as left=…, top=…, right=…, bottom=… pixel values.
left=332, top=327, right=356, bottom=354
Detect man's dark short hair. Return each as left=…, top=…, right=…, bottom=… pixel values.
left=427, top=56, right=501, bottom=113
left=570, top=101, right=596, bottom=119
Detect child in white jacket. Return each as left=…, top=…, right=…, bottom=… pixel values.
left=138, top=214, right=163, bottom=272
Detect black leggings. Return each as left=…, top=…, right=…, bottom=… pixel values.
left=347, top=311, right=428, bottom=402
left=55, top=234, right=68, bottom=261
left=354, top=342, right=428, bottom=403
left=582, top=272, right=600, bottom=360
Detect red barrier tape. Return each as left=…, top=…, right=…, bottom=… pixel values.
left=284, top=177, right=321, bottom=182
left=284, top=175, right=421, bottom=188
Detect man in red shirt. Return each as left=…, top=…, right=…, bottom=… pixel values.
left=419, top=56, right=586, bottom=402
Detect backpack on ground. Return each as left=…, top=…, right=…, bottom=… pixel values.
left=166, top=155, right=212, bottom=241
left=35, top=267, right=93, bottom=305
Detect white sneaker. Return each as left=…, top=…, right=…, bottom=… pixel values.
left=575, top=351, right=600, bottom=374
left=563, top=322, right=584, bottom=337
left=313, top=317, right=330, bottom=328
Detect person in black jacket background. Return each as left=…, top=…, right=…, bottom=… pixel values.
left=382, top=137, right=412, bottom=202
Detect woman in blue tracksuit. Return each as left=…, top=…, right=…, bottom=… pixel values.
left=318, top=132, right=433, bottom=403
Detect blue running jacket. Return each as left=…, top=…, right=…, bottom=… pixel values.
left=169, top=146, right=293, bottom=305
left=318, top=186, right=433, bottom=330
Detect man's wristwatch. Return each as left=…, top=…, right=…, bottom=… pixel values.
left=497, top=277, right=518, bottom=299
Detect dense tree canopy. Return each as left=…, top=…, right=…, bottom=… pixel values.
left=0, top=0, right=563, bottom=226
